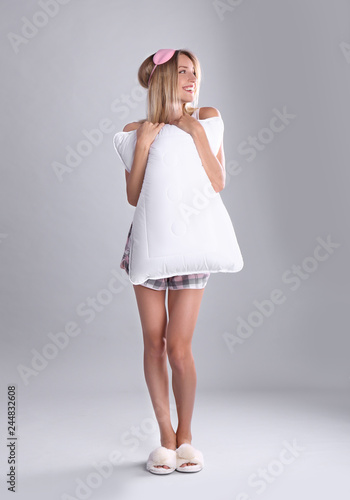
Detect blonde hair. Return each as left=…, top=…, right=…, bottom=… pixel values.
left=137, top=48, right=202, bottom=124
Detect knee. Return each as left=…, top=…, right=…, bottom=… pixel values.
left=167, top=346, right=193, bottom=372
left=144, top=331, right=167, bottom=358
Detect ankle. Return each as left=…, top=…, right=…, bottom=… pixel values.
left=176, top=431, right=192, bottom=447
left=160, top=428, right=176, bottom=450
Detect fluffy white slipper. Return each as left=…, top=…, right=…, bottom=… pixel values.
left=176, top=443, right=204, bottom=472
left=146, top=446, right=177, bottom=474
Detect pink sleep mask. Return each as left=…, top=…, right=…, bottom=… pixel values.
left=148, top=49, right=176, bottom=87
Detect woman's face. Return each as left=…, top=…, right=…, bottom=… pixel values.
left=177, top=53, right=197, bottom=103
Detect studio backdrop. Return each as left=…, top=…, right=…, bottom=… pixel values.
left=1, top=0, right=349, bottom=398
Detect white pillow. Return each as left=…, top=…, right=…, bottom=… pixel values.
left=113, top=116, right=244, bottom=284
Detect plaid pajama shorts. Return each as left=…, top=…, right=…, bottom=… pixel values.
left=120, top=222, right=210, bottom=290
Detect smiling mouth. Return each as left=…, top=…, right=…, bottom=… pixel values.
left=183, top=87, right=195, bottom=93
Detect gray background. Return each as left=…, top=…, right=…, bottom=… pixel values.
left=1, top=0, right=349, bottom=393
left=0, top=1, right=350, bottom=498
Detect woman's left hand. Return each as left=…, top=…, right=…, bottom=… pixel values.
left=169, top=114, right=200, bottom=136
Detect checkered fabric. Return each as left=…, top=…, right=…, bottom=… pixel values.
left=120, top=222, right=210, bottom=290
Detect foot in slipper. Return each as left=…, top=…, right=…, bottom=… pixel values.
left=176, top=443, right=204, bottom=472
left=146, top=446, right=177, bottom=474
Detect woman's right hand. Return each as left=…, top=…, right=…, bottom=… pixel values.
left=136, top=121, right=165, bottom=149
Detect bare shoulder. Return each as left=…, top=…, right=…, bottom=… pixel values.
left=122, top=121, right=143, bottom=132
left=198, top=107, right=221, bottom=120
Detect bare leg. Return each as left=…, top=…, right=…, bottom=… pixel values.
left=166, top=287, right=206, bottom=467
left=133, top=284, right=176, bottom=469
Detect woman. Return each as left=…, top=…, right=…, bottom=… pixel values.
left=120, top=48, right=226, bottom=474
